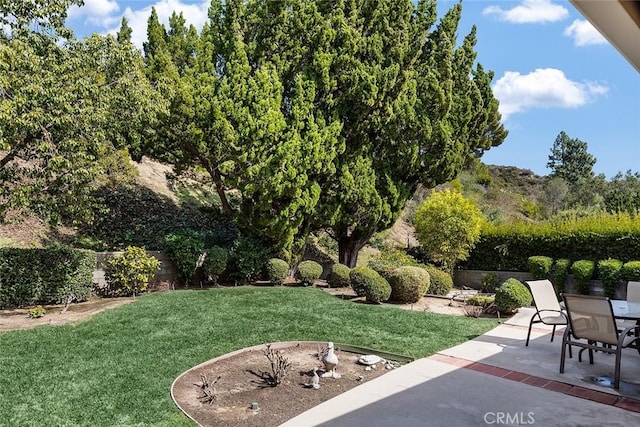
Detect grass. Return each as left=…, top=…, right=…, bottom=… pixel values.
left=0, top=287, right=497, bottom=426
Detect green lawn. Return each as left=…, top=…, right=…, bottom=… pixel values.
left=0, top=287, right=496, bottom=426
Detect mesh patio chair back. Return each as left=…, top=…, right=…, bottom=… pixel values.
left=524, top=280, right=567, bottom=346
left=627, top=281, right=640, bottom=302
left=562, top=294, right=618, bottom=346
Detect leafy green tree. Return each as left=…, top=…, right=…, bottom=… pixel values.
left=143, top=0, right=506, bottom=265
left=547, top=131, right=596, bottom=183
left=604, top=171, right=640, bottom=215
left=413, top=190, right=484, bottom=274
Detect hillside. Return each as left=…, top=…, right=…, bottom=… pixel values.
left=0, top=160, right=547, bottom=249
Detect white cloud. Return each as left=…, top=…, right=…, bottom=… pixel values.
left=563, top=19, right=607, bottom=46
left=482, top=0, right=568, bottom=24
left=492, top=68, right=608, bottom=119
left=68, top=0, right=120, bottom=26
left=108, top=0, right=210, bottom=49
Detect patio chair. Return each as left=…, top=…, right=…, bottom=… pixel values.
left=525, top=280, right=567, bottom=346
left=560, top=294, right=640, bottom=389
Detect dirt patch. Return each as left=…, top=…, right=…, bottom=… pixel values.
left=0, top=297, right=134, bottom=332
left=171, top=341, right=402, bottom=427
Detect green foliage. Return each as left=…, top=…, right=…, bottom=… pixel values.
left=27, top=305, right=46, bottom=319
left=528, top=256, right=554, bottom=279
left=464, top=212, right=640, bottom=271
left=0, top=246, right=95, bottom=309
left=553, top=258, right=571, bottom=294
left=104, top=246, right=160, bottom=297
left=349, top=266, right=391, bottom=303
left=202, top=246, right=228, bottom=284
left=388, top=266, right=430, bottom=304
left=604, top=171, right=640, bottom=215
left=228, top=236, right=270, bottom=284
left=571, top=260, right=595, bottom=295
left=495, top=278, right=532, bottom=314
left=423, top=266, right=454, bottom=296
left=622, top=261, right=640, bottom=281
left=294, top=260, right=323, bottom=287
left=266, top=258, right=289, bottom=286
left=480, top=273, right=500, bottom=294
left=414, top=190, right=484, bottom=273
left=598, top=259, right=623, bottom=298
left=466, top=295, right=495, bottom=307
left=163, top=230, right=205, bottom=285
left=326, top=263, right=351, bottom=288
left=367, top=259, right=399, bottom=282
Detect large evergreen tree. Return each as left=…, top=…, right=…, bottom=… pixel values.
left=144, top=0, right=506, bottom=263
left=547, top=131, right=597, bottom=183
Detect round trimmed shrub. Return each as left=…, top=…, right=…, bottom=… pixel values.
left=622, top=261, right=640, bottom=281
left=598, top=258, right=623, bottom=298
left=104, top=246, right=160, bottom=297
left=295, top=260, right=323, bottom=286
left=367, top=259, right=398, bottom=281
left=571, top=259, right=595, bottom=295
left=553, top=258, right=571, bottom=294
left=388, top=266, right=430, bottom=303
left=528, top=256, right=553, bottom=280
left=349, top=266, right=391, bottom=303
left=266, top=258, right=289, bottom=286
left=202, top=246, right=228, bottom=284
left=495, top=278, right=532, bottom=314
left=327, top=263, right=351, bottom=288
left=423, top=265, right=453, bottom=296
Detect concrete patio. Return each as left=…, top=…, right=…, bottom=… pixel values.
left=281, top=307, right=640, bottom=426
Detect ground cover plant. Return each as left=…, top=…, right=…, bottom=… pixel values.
left=0, top=287, right=495, bottom=426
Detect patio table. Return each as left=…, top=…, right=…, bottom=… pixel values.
left=611, top=300, right=640, bottom=321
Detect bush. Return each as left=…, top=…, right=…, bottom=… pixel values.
left=202, top=246, right=228, bottom=284
left=622, top=261, right=640, bottom=281
left=495, top=278, right=532, bottom=314
left=27, top=305, right=46, bottom=319
left=104, top=246, right=161, bottom=297
left=295, top=260, right=323, bottom=286
left=571, top=259, right=595, bottom=295
left=164, top=230, right=205, bottom=285
left=349, top=266, right=391, bottom=303
left=423, top=265, right=453, bottom=296
left=553, top=258, right=571, bottom=294
left=327, top=263, right=351, bottom=288
left=388, top=266, right=430, bottom=303
left=480, top=272, right=500, bottom=294
left=367, top=259, right=398, bottom=281
left=598, top=258, right=623, bottom=298
left=528, top=256, right=553, bottom=279
left=466, top=295, right=495, bottom=307
left=228, top=236, right=270, bottom=284
left=266, top=258, right=289, bottom=286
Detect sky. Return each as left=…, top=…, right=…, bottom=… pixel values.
left=65, top=0, right=640, bottom=179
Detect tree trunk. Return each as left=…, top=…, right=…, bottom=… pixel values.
left=337, top=226, right=375, bottom=268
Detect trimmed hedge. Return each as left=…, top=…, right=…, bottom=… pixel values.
left=388, top=266, right=430, bottom=304
left=0, top=247, right=96, bottom=309
left=423, top=265, right=453, bottom=296
left=528, top=256, right=553, bottom=280
left=266, top=258, right=289, bottom=286
left=327, top=263, right=351, bottom=288
left=349, top=266, right=391, bottom=303
left=622, top=261, right=640, bottom=281
left=571, top=260, right=595, bottom=295
left=598, top=258, right=623, bottom=298
left=495, top=278, right=532, bottom=314
left=553, top=258, right=571, bottom=294
left=295, top=260, right=323, bottom=286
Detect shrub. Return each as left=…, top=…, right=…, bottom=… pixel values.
left=295, top=260, right=323, bottom=286
left=349, top=266, right=391, bottom=303
left=27, top=305, right=46, bottom=319
left=528, top=256, right=553, bottom=279
left=202, top=246, right=228, bottom=285
left=466, top=295, right=495, bottom=307
left=266, top=258, right=289, bottom=286
left=388, top=266, right=430, bottom=304
left=164, top=230, right=205, bottom=285
left=598, top=258, right=623, bottom=298
left=622, top=261, right=640, bottom=281
left=327, top=263, right=351, bottom=288
left=553, top=258, right=571, bottom=294
left=104, top=246, right=160, bottom=297
left=423, top=265, right=453, bottom=296
left=228, top=236, right=270, bottom=284
left=480, top=272, right=500, bottom=294
left=367, top=259, right=398, bottom=281
left=571, top=259, right=595, bottom=295
left=495, top=278, right=532, bottom=314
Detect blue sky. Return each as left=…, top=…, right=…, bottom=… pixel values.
left=65, top=0, right=640, bottom=179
